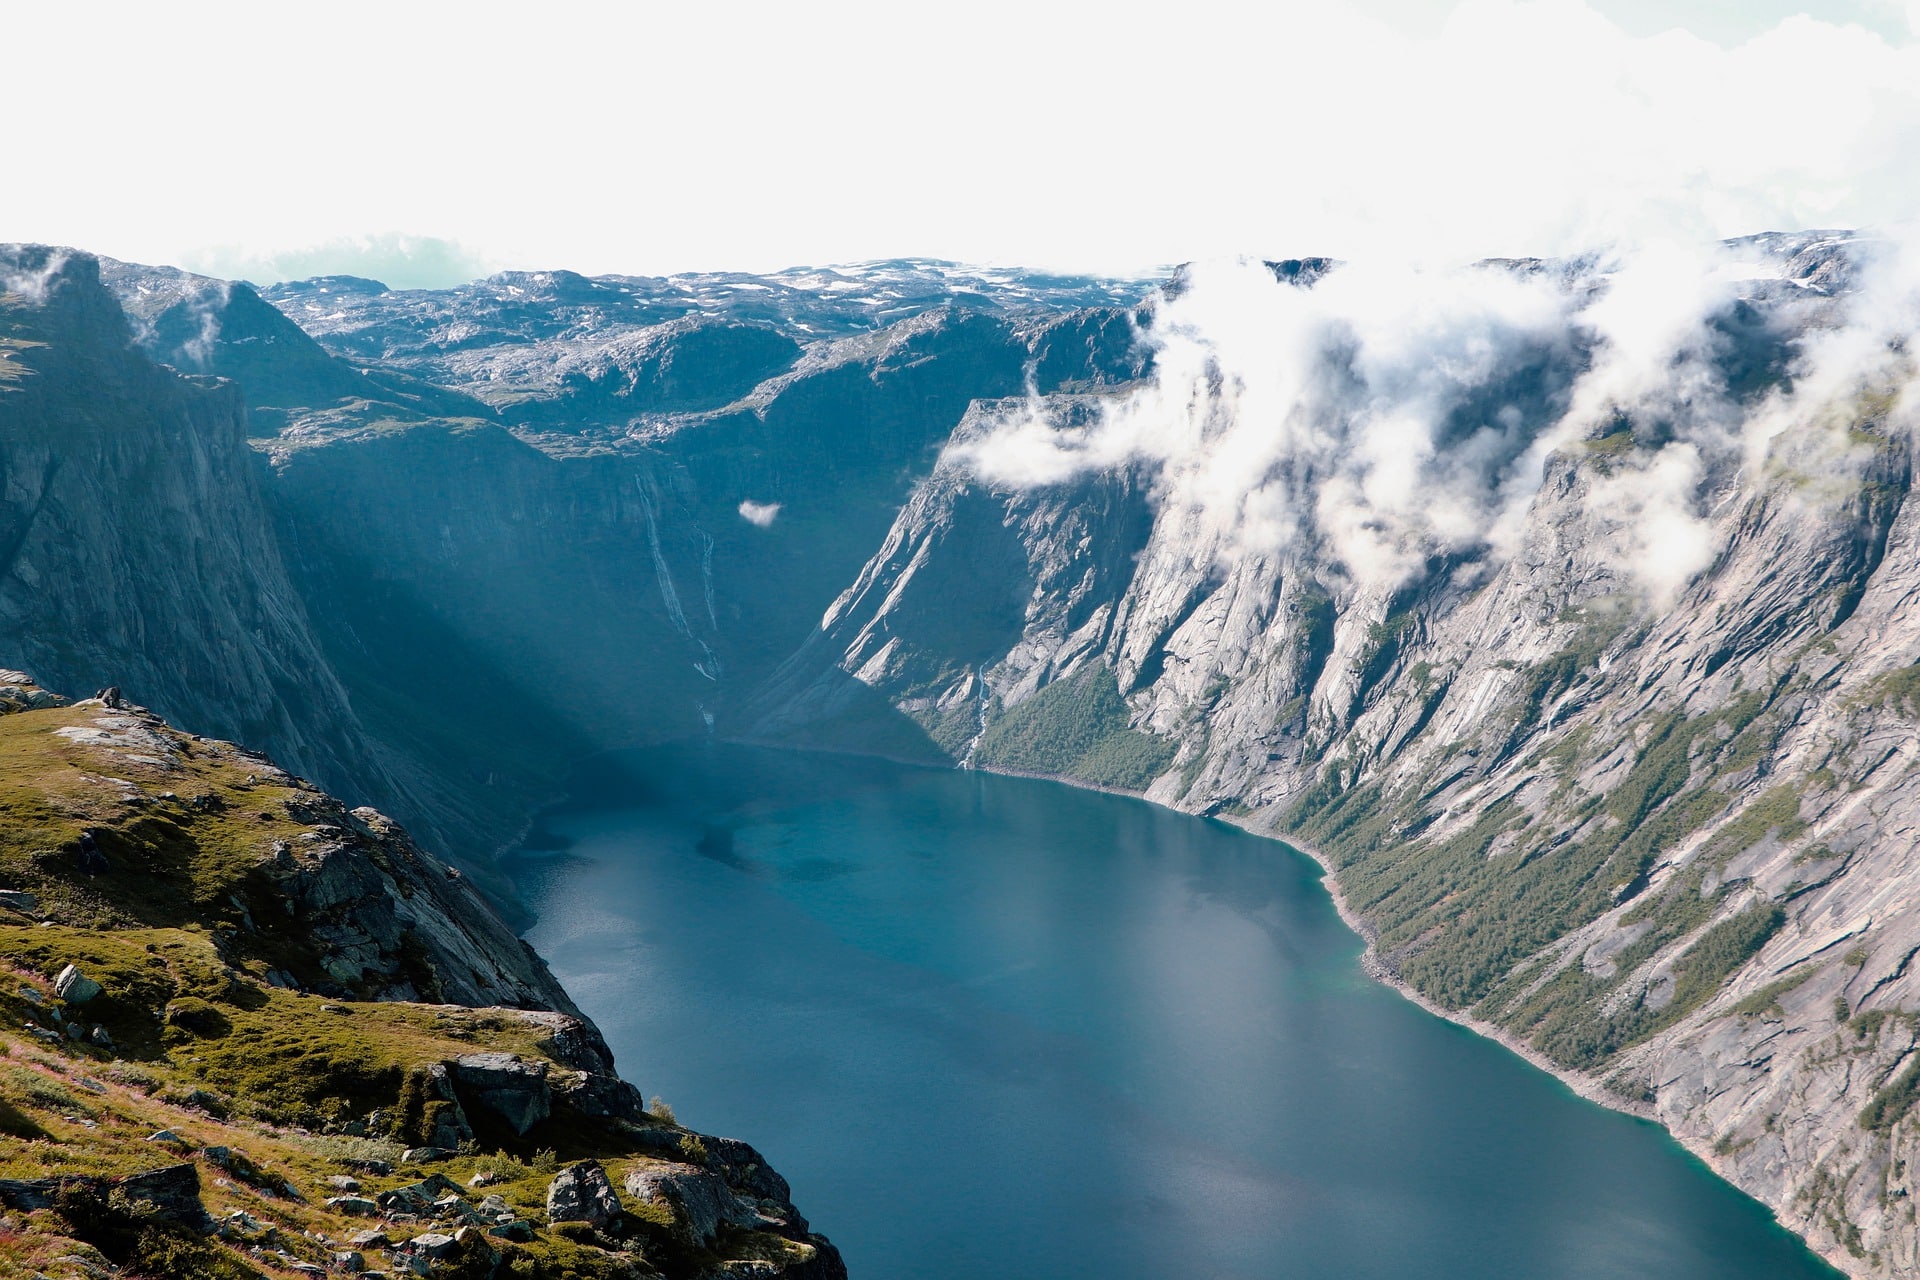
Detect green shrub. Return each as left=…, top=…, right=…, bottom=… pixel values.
left=974, top=668, right=1174, bottom=791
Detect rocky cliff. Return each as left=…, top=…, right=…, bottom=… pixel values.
left=0, top=671, right=843, bottom=1278
left=747, top=234, right=1920, bottom=1276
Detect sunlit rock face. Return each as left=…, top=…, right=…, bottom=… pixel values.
left=749, top=234, right=1920, bottom=1276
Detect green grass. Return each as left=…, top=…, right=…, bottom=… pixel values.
left=1854, top=664, right=1920, bottom=718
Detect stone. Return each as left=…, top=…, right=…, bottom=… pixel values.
left=147, top=1130, right=183, bottom=1144
left=88, top=1025, right=111, bottom=1048
left=53, top=964, right=102, bottom=1004
left=116, top=1164, right=214, bottom=1232
left=450, top=1052, right=550, bottom=1135
left=331, top=1250, right=365, bottom=1272
left=623, top=1161, right=759, bottom=1248
left=327, top=1174, right=361, bottom=1192
left=393, top=1231, right=457, bottom=1275
left=374, top=1174, right=461, bottom=1218
left=544, top=1160, right=621, bottom=1228
left=346, top=1228, right=390, bottom=1249
left=410, top=1063, right=473, bottom=1151
left=429, top=1193, right=481, bottom=1223
left=326, top=1196, right=379, bottom=1217
left=0, top=890, right=37, bottom=913
left=401, top=1146, right=451, bottom=1164
left=488, top=1219, right=534, bottom=1242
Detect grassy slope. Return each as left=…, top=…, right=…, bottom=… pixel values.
left=0, top=690, right=827, bottom=1279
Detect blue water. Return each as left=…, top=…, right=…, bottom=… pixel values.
left=508, top=743, right=1837, bottom=1279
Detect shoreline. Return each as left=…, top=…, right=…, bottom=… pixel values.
left=515, top=738, right=1650, bottom=1124
left=954, top=759, right=1657, bottom=1120
left=958, top=761, right=1857, bottom=1276
left=506, top=739, right=1841, bottom=1276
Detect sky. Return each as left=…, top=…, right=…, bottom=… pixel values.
left=6, top=0, right=1920, bottom=285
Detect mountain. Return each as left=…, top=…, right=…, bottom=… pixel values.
left=745, top=233, right=1920, bottom=1275
left=6, top=232, right=1918, bottom=1275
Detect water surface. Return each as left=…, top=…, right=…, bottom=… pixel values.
left=508, top=743, right=1836, bottom=1280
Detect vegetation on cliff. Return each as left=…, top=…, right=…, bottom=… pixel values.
left=0, top=675, right=842, bottom=1279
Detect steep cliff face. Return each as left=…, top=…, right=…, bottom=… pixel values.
left=256, top=298, right=1149, bottom=818
left=749, top=235, right=1920, bottom=1276
left=0, top=248, right=413, bottom=824
left=9, top=245, right=1151, bottom=870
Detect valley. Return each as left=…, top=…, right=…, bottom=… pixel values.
left=3, top=232, right=1918, bottom=1275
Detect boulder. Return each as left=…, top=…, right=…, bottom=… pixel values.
left=545, top=1160, right=621, bottom=1227
left=392, top=1231, right=458, bottom=1275
left=54, top=964, right=102, bottom=1004
left=0, top=890, right=38, bottom=913
left=326, top=1195, right=379, bottom=1217
left=623, top=1161, right=759, bottom=1248
left=113, top=1163, right=214, bottom=1232
left=408, top=1063, right=473, bottom=1151
left=374, top=1174, right=461, bottom=1217
left=450, top=1052, right=551, bottom=1135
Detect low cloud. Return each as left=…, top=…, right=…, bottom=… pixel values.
left=0, top=246, right=71, bottom=302
left=181, top=234, right=493, bottom=291
left=955, top=233, right=1920, bottom=608
left=738, top=500, right=782, bottom=528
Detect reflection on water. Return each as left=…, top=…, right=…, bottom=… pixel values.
left=508, top=742, right=1838, bottom=1280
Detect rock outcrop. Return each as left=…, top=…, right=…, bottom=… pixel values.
left=0, top=669, right=844, bottom=1278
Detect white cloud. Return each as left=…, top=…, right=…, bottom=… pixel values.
left=181, top=235, right=494, bottom=291
left=738, top=500, right=782, bottom=527
left=956, top=232, right=1920, bottom=607
left=958, top=254, right=1583, bottom=591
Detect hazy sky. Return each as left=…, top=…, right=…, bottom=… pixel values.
left=9, top=1, right=1920, bottom=284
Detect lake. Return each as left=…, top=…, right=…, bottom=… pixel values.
left=507, top=742, right=1837, bottom=1279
